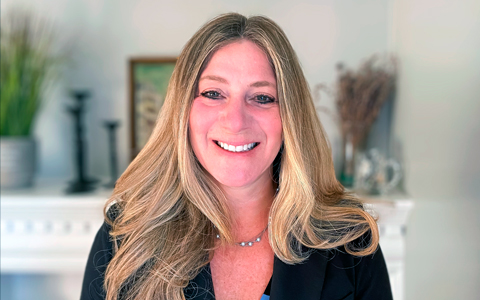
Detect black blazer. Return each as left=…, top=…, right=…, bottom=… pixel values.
left=81, top=222, right=393, bottom=300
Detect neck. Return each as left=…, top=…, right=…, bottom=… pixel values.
left=221, top=180, right=276, bottom=241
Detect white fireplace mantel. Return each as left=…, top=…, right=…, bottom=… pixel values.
left=1, top=179, right=110, bottom=274
left=1, top=179, right=413, bottom=300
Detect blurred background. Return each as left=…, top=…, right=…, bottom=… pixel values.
left=1, top=0, right=479, bottom=299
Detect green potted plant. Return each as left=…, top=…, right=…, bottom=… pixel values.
left=1, top=9, right=62, bottom=188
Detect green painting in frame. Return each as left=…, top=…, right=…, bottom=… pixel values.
left=129, top=57, right=176, bottom=160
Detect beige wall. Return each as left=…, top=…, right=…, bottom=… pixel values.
left=2, top=0, right=479, bottom=299
left=391, top=0, right=480, bottom=299
left=1, top=0, right=390, bottom=178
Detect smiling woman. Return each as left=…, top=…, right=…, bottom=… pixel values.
left=81, top=13, right=392, bottom=300
left=189, top=40, right=283, bottom=192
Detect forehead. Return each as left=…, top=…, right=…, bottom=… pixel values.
left=199, top=40, right=276, bottom=82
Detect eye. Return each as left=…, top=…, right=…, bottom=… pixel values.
left=254, top=94, right=276, bottom=104
left=201, top=90, right=223, bottom=99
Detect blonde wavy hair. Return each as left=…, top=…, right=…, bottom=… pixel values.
left=104, top=13, right=379, bottom=300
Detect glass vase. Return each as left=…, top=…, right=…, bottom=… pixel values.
left=339, top=132, right=355, bottom=188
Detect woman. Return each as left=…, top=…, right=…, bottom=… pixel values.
left=81, top=13, right=392, bottom=300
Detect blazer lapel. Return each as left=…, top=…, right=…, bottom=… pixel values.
left=270, top=249, right=330, bottom=300
left=185, top=264, right=216, bottom=300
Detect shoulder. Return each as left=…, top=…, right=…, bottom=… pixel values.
left=309, top=244, right=393, bottom=300
left=80, top=204, right=121, bottom=300
left=270, top=240, right=392, bottom=300
left=296, top=229, right=392, bottom=299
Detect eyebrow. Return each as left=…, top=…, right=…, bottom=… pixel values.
left=249, top=81, right=275, bottom=88
left=199, top=75, right=229, bottom=84
left=199, top=75, right=275, bottom=88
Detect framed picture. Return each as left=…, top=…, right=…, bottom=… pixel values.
left=129, top=57, right=176, bottom=160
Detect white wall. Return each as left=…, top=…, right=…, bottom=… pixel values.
left=391, top=0, right=480, bottom=299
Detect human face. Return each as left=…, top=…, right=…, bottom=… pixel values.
left=189, top=40, right=283, bottom=191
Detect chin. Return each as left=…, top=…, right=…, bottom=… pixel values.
left=213, top=172, right=256, bottom=189
left=217, top=178, right=253, bottom=189
left=213, top=168, right=272, bottom=190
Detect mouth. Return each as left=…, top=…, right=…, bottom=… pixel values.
left=214, top=140, right=259, bottom=153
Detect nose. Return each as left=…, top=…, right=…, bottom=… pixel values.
left=219, top=96, right=250, bottom=133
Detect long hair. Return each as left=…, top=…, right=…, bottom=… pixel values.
left=104, top=13, right=378, bottom=300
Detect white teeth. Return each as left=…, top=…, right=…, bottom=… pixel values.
left=216, top=141, right=257, bottom=152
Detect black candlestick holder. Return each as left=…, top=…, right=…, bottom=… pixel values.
left=65, top=90, right=98, bottom=193
left=103, top=120, right=120, bottom=188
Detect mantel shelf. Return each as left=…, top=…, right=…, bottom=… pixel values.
left=1, top=178, right=414, bottom=300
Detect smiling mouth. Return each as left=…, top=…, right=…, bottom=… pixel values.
left=214, top=140, right=259, bottom=153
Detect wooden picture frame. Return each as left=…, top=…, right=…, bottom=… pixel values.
left=129, top=57, right=176, bottom=160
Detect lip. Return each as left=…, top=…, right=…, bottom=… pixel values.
left=213, top=140, right=258, bottom=146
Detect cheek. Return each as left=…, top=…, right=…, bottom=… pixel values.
left=274, top=117, right=283, bottom=138
left=189, top=102, right=214, bottom=154
left=264, top=112, right=283, bottom=145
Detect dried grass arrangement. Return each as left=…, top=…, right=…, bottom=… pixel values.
left=314, top=54, right=397, bottom=187
left=335, top=55, right=397, bottom=148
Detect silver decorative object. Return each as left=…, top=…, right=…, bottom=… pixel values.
left=355, top=148, right=402, bottom=195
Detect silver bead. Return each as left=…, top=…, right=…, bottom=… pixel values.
left=216, top=234, right=220, bottom=239
left=240, top=242, right=246, bottom=246
left=248, top=242, right=253, bottom=246
left=256, top=237, right=261, bottom=242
